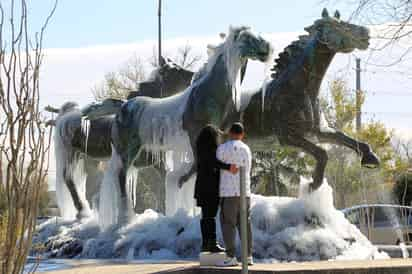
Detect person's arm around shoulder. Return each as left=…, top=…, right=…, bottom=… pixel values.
left=216, top=142, right=238, bottom=174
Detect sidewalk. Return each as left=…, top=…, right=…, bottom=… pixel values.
left=41, top=259, right=412, bottom=274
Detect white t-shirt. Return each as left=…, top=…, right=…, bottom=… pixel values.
left=217, top=139, right=252, bottom=197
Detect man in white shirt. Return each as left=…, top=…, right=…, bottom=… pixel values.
left=216, top=122, right=253, bottom=266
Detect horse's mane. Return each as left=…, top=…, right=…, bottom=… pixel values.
left=191, top=26, right=250, bottom=84
left=270, top=34, right=314, bottom=81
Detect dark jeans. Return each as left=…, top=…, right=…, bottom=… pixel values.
left=200, top=197, right=219, bottom=218
left=199, top=197, right=220, bottom=245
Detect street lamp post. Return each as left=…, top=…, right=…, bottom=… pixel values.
left=240, top=167, right=248, bottom=274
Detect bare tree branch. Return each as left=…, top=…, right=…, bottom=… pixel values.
left=174, top=43, right=202, bottom=69
left=0, top=1, right=56, bottom=273
left=92, top=54, right=146, bottom=101
left=44, top=105, right=60, bottom=113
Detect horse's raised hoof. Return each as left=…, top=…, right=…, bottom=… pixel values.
left=361, top=151, right=380, bottom=168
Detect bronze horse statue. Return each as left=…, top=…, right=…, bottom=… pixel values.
left=241, top=9, right=379, bottom=192
left=83, top=11, right=380, bottom=218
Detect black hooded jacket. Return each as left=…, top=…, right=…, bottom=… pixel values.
left=194, top=126, right=230, bottom=206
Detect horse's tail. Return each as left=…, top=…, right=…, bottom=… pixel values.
left=54, top=118, right=79, bottom=219
left=54, top=113, right=91, bottom=219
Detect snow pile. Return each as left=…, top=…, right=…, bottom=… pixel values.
left=33, top=180, right=388, bottom=261
left=252, top=180, right=386, bottom=261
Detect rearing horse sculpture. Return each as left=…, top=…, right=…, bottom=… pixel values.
left=242, top=9, right=380, bottom=192
left=54, top=58, right=194, bottom=220
left=103, top=26, right=271, bottom=226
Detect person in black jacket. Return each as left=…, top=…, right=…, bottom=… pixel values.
left=193, top=124, right=238, bottom=253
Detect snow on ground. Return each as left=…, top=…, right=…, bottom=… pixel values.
left=33, top=180, right=388, bottom=261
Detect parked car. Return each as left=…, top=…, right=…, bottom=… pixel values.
left=342, top=204, right=412, bottom=245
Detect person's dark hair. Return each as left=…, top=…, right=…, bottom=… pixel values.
left=196, top=124, right=221, bottom=153
left=229, top=122, right=244, bottom=135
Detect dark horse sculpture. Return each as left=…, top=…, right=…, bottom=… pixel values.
left=241, top=9, right=380, bottom=192
left=54, top=58, right=194, bottom=219
left=127, top=57, right=194, bottom=99
left=99, top=26, right=271, bottom=226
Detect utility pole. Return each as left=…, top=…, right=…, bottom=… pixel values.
left=158, top=0, right=162, bottom=66
left=240, top=167, right=248, bottom=274
left=158, top=0, right=163, bottom=97
left=355, top=58, right=362, bottom=132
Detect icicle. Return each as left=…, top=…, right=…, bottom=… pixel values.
left=262, top=83, right=267, bottom=114
left=55, top=131, right=78, bottom=220
left=234, top=68, right=242, bottom=111
left=127, top=167, right=139, bottom=209
left=81, top=117, right=90, bottom=156
left=99, top=146, right=122, bottom=229
left=165, top=151, right=174, bottom=172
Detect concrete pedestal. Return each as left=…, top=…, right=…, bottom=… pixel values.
left=199, top=252, right=226, bottom=266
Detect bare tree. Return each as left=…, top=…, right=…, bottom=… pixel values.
left=0, top=1, right=56, bottom=273
left=92, top=54, right=146, bottom=101
left=174, top=43, right=202, bottom=69
left=94, top=44, right=200, bottom=101
left=149, top=42, right=202, bottom=69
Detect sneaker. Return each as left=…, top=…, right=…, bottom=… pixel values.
left=248, top=256, right=254, bottom=266
left=217, top=256, right=238, bottom=267
left=201, top=240, right=225, bottom=253
left=206, top=241, right=225, bottom=253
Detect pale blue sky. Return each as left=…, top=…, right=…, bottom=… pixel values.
left=20, top=0, right=412, bottom=184
left=25, top=0, right=412, bottom=141
left=33, top=0, right=351, bottom=48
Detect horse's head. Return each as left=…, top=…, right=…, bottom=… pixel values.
left=306, top=8, right=370, bottom=53
left=59, top=101, right=79, bottom=115
left=81, top=98, right=124, bottom=120
left=227, top=26, right=272, bottom=62
left=152, top=56, right=194, bottom=94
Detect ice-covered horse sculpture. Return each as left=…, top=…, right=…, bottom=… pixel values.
left=241, top=9, right=379, bottom=192
left=54, top=58, right=194, bottom=220
left=100, top=26, right=271, bottom=226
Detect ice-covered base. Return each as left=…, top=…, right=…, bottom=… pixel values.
left=33, top=181, right=388, bottom=261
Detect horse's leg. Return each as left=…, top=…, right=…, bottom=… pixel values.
left=85, top=158, right=104, bottom=209
left=117, top=164, right=132, bottom=224
left=317, top=130, right=380, bottom=168
left=153, top=163, right=166, bottom=213
left=118, top=143, right=155, bottom=223
left=284, top=134, right=328, bottom=192
left=63, top=165, right=86, bottom=219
